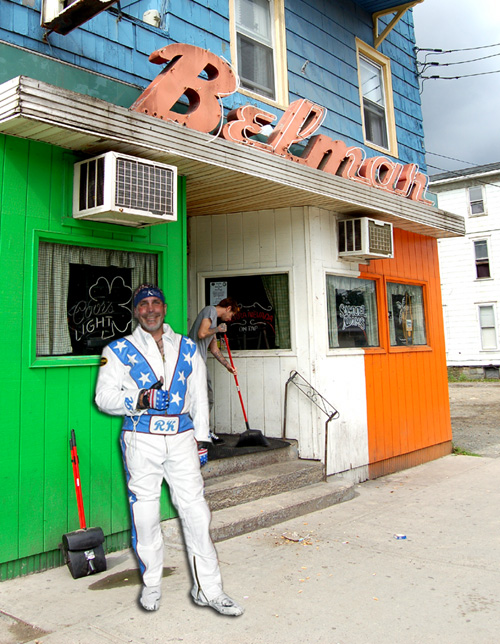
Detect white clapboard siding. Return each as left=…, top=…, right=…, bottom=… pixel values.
left=436, top=176, right=500, bottom=366
left=188, top=206, right=372, bottom=470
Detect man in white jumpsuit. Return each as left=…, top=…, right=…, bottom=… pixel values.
left=95, top=284, right=243, bottom=616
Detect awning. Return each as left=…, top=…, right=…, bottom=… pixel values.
left=0, top=76, right=463, bottom=238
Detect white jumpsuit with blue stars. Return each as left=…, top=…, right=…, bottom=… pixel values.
left=95, top=323, right=223, bottom=602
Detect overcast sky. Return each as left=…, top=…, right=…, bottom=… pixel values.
left=412, top=0, right=500, bottom=175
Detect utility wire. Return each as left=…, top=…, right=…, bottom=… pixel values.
left=422, top=69, right=500, bottom=80
left=416, top=42, right=500, bottom=54
left=421, top=51, right=500, bottom=68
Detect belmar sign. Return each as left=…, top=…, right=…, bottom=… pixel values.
left=131, top=43, right=431, bottom=205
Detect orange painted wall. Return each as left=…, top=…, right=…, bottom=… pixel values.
left=360, top=228, right=451, bottom=465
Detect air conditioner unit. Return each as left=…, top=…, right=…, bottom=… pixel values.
left=338, top=217, right=394, bottom=260
left=73, top=152, right=177, bottom=227
left=41, top=0, right=119, bottom=35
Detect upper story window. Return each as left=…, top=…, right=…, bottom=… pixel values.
left=356, top=39, right=398, bottom=157
left=474, top=240, right=491, bottom=279
left=468, top=186, right=485, bottom=215
left=232, top=0, right=288, bottom=106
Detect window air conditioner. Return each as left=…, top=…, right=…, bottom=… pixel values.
left=41, top=0, right=119, bottom=36
left=73, top=152, right=177, bottom=227
left=338, top=217, right=394, bottom=260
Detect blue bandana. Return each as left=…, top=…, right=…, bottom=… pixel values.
left=133, top=286, right=165, bottom=308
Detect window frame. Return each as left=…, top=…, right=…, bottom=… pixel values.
left=197, top=268, right=294, bottom=356
left=325, top=272, right=385, bottom=353
left=478, top=304, right=498, bottom=351
left=356, top=38, right=398, bottom=158
left=473, top=238, right=491, bottom=280
left=468, top=185, right=486, bottom=216
left=386, top=280, right=429, bottom=349
left=31, top=231, right=166, bottom=368
left=230, top=0, right=289, bottom=108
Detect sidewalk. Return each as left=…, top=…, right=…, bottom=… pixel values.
left=1, top=454, right=499, bottom=644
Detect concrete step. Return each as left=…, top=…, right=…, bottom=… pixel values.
left=161, top=476, right=355, bottom=544
left=202, top=435, right=298, bottom=480
left=204, top=459, right=325, bottom=511
left=210, top=477, right=355, bottom=542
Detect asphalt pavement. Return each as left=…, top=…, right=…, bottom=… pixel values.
left=1, top=452, right=499, bottom=644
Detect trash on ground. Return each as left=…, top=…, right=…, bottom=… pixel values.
left=282, top=531, right=309, bottom=542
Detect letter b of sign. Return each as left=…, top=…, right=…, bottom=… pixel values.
left=130, top=43, right=238, bottom=133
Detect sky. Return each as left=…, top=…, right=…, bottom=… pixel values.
left=412, top=0, right=500, bottom=175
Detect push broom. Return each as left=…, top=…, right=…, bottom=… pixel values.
left=223, top=334, right=270, bottom=448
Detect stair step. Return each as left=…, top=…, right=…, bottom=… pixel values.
left=161, top=477, right=355, bottom=544
left=202, top=436, right=297, bottom=480
left=204, top=459, right=324, bottom=511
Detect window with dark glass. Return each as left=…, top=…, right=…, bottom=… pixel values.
left=326, top=275, right=379, bottom=348
left=37, top=242, right=157, bottom=357
left=204, top=273, right=290, bottom=350
left=474, top=240, right=490, bottom=279
left=387, top=282, right=427, bottom=346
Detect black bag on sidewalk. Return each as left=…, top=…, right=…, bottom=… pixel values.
left=62, top=527, right=107, bottom=579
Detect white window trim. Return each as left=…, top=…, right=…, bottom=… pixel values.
left=356, top=38, right=398, bottom=158
left=230, top=0, right=289, bottom=109
left=477, top=303, right=498, bottom=351
left=468, top=185, right=487, bottom=217
left=472, top=236, right=492, bottom=281
left=196, top=267, right=295, bottom=356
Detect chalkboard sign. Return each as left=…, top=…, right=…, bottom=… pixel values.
left=67, top=264, right=133, bottom=355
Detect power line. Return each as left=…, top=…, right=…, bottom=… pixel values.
left=421, top=69, right=500, bottom=82
left=422, top=52, right=500, bottom=67
left=416, top=42, right=500, bottom=54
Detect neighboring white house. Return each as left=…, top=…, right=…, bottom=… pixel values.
left=431, top=163, right=500, bottom=378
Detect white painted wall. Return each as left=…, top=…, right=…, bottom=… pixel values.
left=188, top=207, right=370, bottom=478
left=435, top=175, right=500, bottom=366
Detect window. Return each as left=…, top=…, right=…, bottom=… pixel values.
left=232, top=0, right=288, bottom=105
left=479, top=305, right=497, bottom=350
left=37, top=242, right=157, bottom=357
left=474, top=240, right=491, bottom=279
left=387, top=282, right=427, bottom=346
left=468, top=186, right=485, bottom=215
left=326, top=275, right=379, bottom=348
left=356, top=39, right=397, bottom=156
left=204, top=273, right=290, bottom=350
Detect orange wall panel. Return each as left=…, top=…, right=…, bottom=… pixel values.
left=361, top=229, right=451, bottom=465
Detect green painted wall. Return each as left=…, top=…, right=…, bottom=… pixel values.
left=0, top=134, right=188, bottom=580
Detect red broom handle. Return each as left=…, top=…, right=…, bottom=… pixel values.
left=223, top=334, right=250, bottom=427
left=70, top=430, right=87, bottom=529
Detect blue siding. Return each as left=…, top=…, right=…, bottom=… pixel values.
left=1, top=0, right=425, bottom=168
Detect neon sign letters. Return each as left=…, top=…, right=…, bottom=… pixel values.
left=131, top=43, right=431, bottom=205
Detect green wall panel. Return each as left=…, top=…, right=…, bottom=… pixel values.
left=0, top=134, right=188, bottom=577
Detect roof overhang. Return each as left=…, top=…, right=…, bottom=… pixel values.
left=0, top=76, right=464, bottom=238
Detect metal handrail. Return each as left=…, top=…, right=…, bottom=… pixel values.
left=283, top=370, right=340, bottom=481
